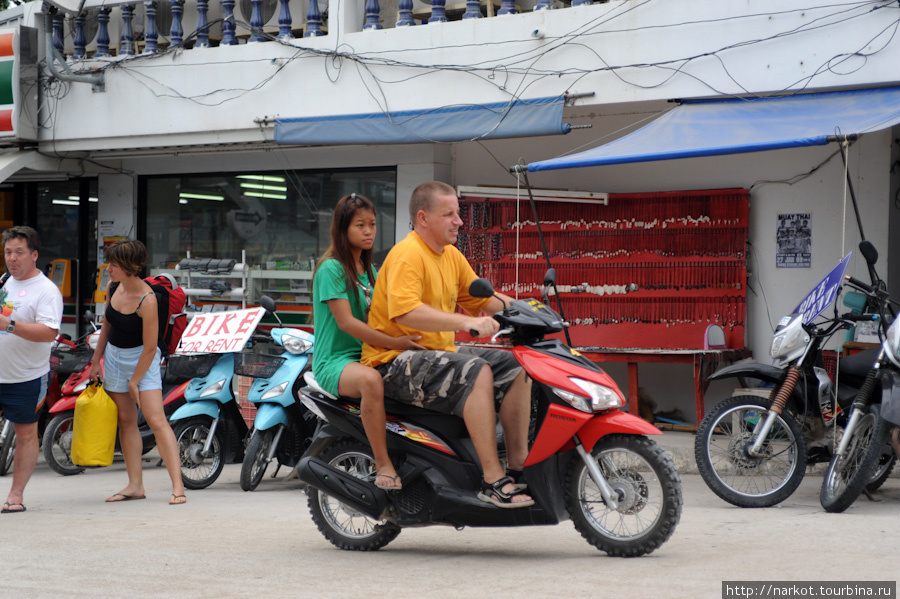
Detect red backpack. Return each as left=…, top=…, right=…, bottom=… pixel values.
left=109, top=273, right=187, bottom=356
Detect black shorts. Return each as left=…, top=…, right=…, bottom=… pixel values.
left=0, top=374, right=48, bottom=424
left=376, top=346, right=522, bottom=417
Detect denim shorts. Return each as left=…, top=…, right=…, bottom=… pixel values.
left=104, top=344, right=162, bottom=394
left=0, top=374, right=48, bottom=424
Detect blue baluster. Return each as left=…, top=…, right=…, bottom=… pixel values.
left=120, top=4, right=135, bottom=56
left=497, top=0, right=517, bottom=14
left=195, top=0, right=210, bottom=47
left=571, top=0, right=592, bottom=5
left=143, top=1, right=159, bottom=54
left=72, top=13, right=86, bottom=59
left=396, top=0, right=414, bottom=26
left=304, top=0, right=323, bottom=37
left=170, top=0, right=184, bottom=45
left=534, top=0, right=551, bottom=10
left=95, top=7, right=111, bottom=57
left=429, top=0, right=447, bottom=23
left=52, top=13, right=64, bottom=55
left=462, top=0, right=481, bottom=19
left=362, top=0, right=381, bottom=30
left=221, top=0, right=238, bottom=45
left=249, top=0, right=265, bottom=42
left=277, top=0, right=293, bottom=40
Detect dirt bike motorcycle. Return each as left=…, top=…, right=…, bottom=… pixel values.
left=297, top=272, right=682, bottom=557
left=819, top=243, right=899, bottom=513
left=694, top=246, right=892, bottom=508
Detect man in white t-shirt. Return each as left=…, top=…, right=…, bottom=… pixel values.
left=0, top=226, right=63, bottom=514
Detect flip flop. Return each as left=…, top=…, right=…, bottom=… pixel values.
left=169, top=494, right=187, bottom=505
left=106, top=493, right=146, bottom=503
left=1, top=502, right=26, bottom=513
left=374, top=473, right=402, bottom=491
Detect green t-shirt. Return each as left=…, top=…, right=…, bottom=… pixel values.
left=312, top=258, right=374, bottom=396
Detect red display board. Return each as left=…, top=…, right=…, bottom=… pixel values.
left=457, top=188, right=748, bottom=350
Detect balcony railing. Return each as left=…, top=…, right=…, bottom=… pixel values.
left=50, top=0, right=604, bottom=58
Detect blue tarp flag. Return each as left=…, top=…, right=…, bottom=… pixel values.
left=275, top=96, right=570, bottom=145
left=526, top=87, right=900, bottom=172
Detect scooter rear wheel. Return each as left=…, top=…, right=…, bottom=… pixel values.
left=566, top=434, right=682, bottom=557
left=174, top=417, right=225, bottom=489
left=307, top=440, right=401, bottom=551
left=240, top=429, right=273, bottom=492
left=0, top=420, right=15, bottom=476
left=42, top=412, right=85, bottom=476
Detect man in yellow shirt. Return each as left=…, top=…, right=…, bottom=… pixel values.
left=361, top=181, right=533, bottom=508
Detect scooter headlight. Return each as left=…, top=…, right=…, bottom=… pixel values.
left=199, top=378, right=227, bottom=398
left=261, top=381, right=289, bottom=400
left=552, top=377, right=624, bottom=413
left=885, top=317, right=900, bottom=369
left=281, top=332, right=313, bottom=355
left=73, top=379, right=90, bottom=393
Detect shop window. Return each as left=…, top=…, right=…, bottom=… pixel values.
left=142, top=169, right=396, bottom=270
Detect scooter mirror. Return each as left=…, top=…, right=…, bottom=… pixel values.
left=259, top=295, right=278, bottom=315
left=469, top=279, right=495, bottom=298
left=859, top=240, right=878, bottom=266
left=83, top=310, right=94, bottom=322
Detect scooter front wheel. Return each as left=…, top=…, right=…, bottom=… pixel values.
left=307, top=440, right=401, bottom=551
left=42, top=412, right=85, bottom=476
left=566, top=434, right=683, bottom=557
left=695, top=395, right=806, bottom=507
left=240, top=429, right=274, bottom=492
left=173, top=417, right=225, bottom=489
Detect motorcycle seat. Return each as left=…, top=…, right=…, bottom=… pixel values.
left=836, top=347, right=880, bottom=379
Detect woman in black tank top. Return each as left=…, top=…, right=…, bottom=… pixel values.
left=89, top=239, right=186, bottom=505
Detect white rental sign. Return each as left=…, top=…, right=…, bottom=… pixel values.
left=177, top=308, right=266, bottom=354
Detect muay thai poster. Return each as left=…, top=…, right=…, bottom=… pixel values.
left=776, top=213, right=811, bottom=268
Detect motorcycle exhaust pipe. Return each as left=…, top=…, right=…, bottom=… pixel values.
left=297, top=457, right=388, bottom=520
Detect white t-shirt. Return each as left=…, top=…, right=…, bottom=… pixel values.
left=0, top=271, right=64, bottom=383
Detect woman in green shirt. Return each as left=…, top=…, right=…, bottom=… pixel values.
left=312, top=194, right=422, bottom=490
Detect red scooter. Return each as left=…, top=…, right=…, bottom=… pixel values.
left=42, top=325, right=189, bottom=476
left=298, top=271, right=683, bottom=556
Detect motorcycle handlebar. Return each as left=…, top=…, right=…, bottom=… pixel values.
left=845, top=275, right=874, bottom=294
left=841, top=313, right=879, bottom=322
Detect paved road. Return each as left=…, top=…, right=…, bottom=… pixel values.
left=3, top=451, right=898, bottom=599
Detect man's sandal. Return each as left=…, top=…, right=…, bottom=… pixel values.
left=477, top=476, right=535, bottom=509
left=374, top=473, right=403, bottom=491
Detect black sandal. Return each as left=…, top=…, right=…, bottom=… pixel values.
left=507, top=469, right=528, bottom=491
left=477, top=476, right=535, bottom=509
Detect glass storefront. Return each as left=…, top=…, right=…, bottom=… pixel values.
left=35, top=181, right=98, bottom=277
left=142, top=168, right=397, bottom=270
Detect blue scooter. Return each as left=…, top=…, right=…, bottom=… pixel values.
left=239, top=297, right=316, bottom=491
left=169, top=309, right=270, bottom=490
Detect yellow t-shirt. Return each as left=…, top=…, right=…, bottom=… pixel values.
left=361, top=231, right=491, bottom=367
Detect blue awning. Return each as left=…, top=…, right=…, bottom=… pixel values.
left=275, top=96, right=570, bottom=146
left=525, top=87, right=900, bottom=172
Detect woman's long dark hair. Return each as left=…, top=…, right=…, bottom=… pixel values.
left=313, top=193, right=377, bottom=315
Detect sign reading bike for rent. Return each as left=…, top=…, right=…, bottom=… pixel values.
left=177, top=308, right=266, bottom=354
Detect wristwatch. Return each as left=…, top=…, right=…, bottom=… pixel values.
left=6, top=319, right=15, bottom=334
